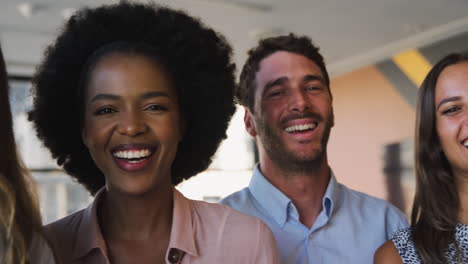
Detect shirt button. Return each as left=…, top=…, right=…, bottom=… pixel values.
left=168, top=248, right=183, bottom=263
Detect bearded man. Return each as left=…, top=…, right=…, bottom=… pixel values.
left=221, top=34, right=408, bottom=264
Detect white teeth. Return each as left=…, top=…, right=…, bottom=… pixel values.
left=114, top=149, right=151, bottom=159
left=464, top=141, right=468, bottom=147
left=285, top=123, right=317, bottom=133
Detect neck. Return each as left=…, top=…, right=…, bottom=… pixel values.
left=259, top=152, right=331, bottom=228
left=100, top=183, right=173, bottom=241
left=457, top=171, right=468, bottom=225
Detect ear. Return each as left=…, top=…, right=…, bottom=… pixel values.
left=244, top=107, right=257, bottom=137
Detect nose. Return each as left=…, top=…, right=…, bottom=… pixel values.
left=117, top=112, right=148, bottom=137
left=289, top=89, right=310, bottom=112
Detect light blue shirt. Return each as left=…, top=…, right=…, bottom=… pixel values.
left=220, top=166, right=408, bottom=264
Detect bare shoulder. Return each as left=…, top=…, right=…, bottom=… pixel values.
left=374, top=240, right=403, bottom=264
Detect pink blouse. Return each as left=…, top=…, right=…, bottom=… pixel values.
left=44, top=188, right=279, bottom=264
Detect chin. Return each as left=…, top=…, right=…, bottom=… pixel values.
left=292, top=149, right=322, bottom=160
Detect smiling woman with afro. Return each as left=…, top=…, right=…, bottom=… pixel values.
left=28, top=2, right=279, bottom=263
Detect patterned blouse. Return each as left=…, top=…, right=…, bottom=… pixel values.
left=391, top=224, right=468, bottom=263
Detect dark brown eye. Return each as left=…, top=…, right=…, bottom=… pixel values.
left=145, top=104, right=167, bottom=112
left=442, top=107, right=461, bottom=115
left=94, top=107, right=116, bottom=116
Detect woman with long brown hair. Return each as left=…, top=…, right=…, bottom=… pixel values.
left=375, top=53, right=468, bottom=263
left=0, top=45, right=55, bottom=264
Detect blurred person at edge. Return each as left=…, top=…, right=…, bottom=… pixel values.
left=375, top=53, right=468, bottom=264
left=28, top=2, right=279, bottom=264
left=0, top=45, right=55, bottom=263
left=221, top=33, right=408, bottom=264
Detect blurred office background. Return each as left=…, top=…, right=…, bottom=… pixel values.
left=2, top=0, right=468, bottom=224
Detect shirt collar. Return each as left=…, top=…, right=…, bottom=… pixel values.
left=249, top=165, right=342, bottom=227
left=249, top=165, right=292, bottom=228
left=322, top=170, right=341, bottom=218
left=167, top=189, right=199, bottom=257
left=72, top=187, right=200, bottom=261
left=73, top=188, right=108, bottom=260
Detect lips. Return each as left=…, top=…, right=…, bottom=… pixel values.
left=111, top=144, right=156, bottom=171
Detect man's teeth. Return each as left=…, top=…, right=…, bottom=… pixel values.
left=464, top=140, right=468, bottom=147
left=113, top=149, right=151, bottom=159
left=285, top=123, right=317, bottom=133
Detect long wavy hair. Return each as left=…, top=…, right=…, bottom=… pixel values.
left=0, top=45, right=43, bottom=263
left=411, top=53, right=468, bottom=264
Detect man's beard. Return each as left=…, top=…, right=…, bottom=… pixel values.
left=255, top=112, right=333, bottom=174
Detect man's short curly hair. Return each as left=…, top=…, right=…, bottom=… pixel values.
left=238, top=33, right=330, bottom=111
left=28, top=2, right=236, bottom=195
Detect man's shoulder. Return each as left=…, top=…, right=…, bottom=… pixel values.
left=342, top=184, right=400, bottom=211
left=219, top=187, right=253, bottom=209
left=340, top=184, right=408, bottom=226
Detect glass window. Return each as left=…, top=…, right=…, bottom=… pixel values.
left=9, top=77, right=91, bottom=224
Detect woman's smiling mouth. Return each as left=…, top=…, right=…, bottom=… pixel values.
left=111, top=144, right=156, bottom=171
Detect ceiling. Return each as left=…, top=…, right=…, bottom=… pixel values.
left=1, top=0, right=468, bottom=77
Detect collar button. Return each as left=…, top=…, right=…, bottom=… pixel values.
left=168, top=248, right=183, bottom=263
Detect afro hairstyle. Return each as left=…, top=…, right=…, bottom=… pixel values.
left=28, top=1, right=236, bottom=195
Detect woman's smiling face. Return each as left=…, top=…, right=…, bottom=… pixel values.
left=81, top=53, right=183, bottom=195
left=435, top=61, right=468, bottom=179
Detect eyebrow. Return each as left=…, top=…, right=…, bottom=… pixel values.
left=141, top=91, right=170, bottom=99
left=89, top=93, right=119, bottom=103
left=436, top=96, right=462, bottom=110
left=89, top=91, right=170, bottom=103
left=303, top=74, right=325, bottom=84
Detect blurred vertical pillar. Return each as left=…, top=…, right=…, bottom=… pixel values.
left=383, top=143, right=406, bottom=212
left=56, top=183, right=68, bottom=220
